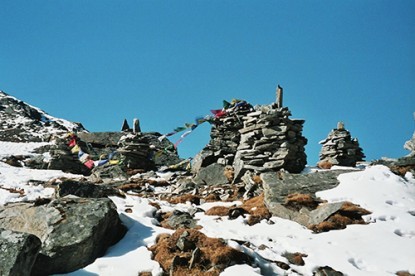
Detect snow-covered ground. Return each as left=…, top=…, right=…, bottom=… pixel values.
left=1, top=141, right=414, bottom=276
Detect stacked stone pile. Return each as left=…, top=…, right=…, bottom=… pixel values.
left=233, top=105, right=307, bottom=179
left=201, top=101, right=253, bottom=167
left=117, top=133, right=155, bottom=171
left=193, top=96, right=308, bottom=183
left=318, top=122, right=365, bottom=168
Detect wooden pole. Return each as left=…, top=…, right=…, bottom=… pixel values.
left=276, top=85, right=283, bottom=108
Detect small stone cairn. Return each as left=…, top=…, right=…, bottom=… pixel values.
left=117, top=133, right=155, bottom=171
left=194, top=86, right=308, bottom=182
left=318, top=122, right=365, bottom=168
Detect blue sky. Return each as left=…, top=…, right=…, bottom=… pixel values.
left=1, top=0, right=414, bottom=165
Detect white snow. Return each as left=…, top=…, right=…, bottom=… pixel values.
left=1, top=142, right=414, bottom=275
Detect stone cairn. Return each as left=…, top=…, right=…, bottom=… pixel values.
left=318, top=122, right=365, bottom=168
left=117, top=133, right=155, bottom=171
left=193, top=86, right=308, bottom=182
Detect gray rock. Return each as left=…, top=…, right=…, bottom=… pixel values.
left=77, top=132, right=123, bottom=147
left=262, top=170, right=356, bottom=204
left=314, top=266, right=344, bottom=276
left=308, top=202, right=344, bottom=225
left=89, top=163, right=128, bottom=183
left=0, top=228, right=42, bottom=276
left=57, top=179, right=124, bottom=198
left=167, top=210, right=198, bottom=229
left=193, top=163, right=229, bottom=186
left=191, top=150, right=216, bottom=174
left=0, top=197, right=127, bottom=275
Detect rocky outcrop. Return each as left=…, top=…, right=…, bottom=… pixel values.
left=0, top=91, right=86, bottom=142
left=318, top=122, right=365, bottom=168
left=0, top=228, right=42, bottom=276
left=0, top=197, right=127, bottom=275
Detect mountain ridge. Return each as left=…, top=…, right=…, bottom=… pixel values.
left=0, top=91, right=86, bottom=142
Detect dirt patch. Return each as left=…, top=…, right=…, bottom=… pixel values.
left=283, top=193, right=322, bottom=211
left=390, top=165, right=415, bottom=176
left=166, top=194, right=201, bottom=205
left=204, top=194, right=271, bottom=226
left=149, top=228, right=252, bottom=275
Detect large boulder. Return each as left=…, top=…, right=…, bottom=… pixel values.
left=193, top=163, right=230, bottom=186
left=0, top=228, right=42, bottom=276
left=262, top=170, right=355, bottom=204
left=0, top=197, right=127, bottom=275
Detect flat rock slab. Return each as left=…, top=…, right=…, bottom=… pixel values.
left=262, top=170, right=357, bottom=204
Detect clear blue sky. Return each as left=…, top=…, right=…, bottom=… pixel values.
left=1, top=0, right=414, bottom=165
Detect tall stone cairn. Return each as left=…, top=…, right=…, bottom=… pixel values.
left=193, top=98, right=308, bottom=181
left=318, top=122, right=365, bottom=168
left=233, top=105, right=307, bottom=180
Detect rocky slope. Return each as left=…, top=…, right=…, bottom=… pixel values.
left=1, top=91, right=414, bottom=276
left=0, top=91, right=86, bottom=142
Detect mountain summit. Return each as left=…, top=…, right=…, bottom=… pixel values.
left=0, top=91, right=86, bottom=142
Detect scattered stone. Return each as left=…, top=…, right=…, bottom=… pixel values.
left=164, top=210, right=198, bottom=229
left=282, top=252, right=307, bottom=266
left=313, top=266, right=344, bottom=276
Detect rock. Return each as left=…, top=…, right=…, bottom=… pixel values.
left=166, top=210, right=198, bottom=229
left=176, top=232, right=196, bottom=252
left=262, top=170, right=355, bottom=204
left=0, top=91, right=86, bottom=142
left=308, top=202, right=344, bottom=225
left=89, top=163, right=128, bottom=183
left=313, top=266, right=344, bottom=276
left=0, top=228, right=42, bottom=276
left=191, top=150, right=216, bottom=174
left=0, top=197, right=127, bottom=275
left=193, top=163, right=230, bottom=186
left=57, top=179, right=124, bottom=198
left=282, top=252, right=307, bottom=266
